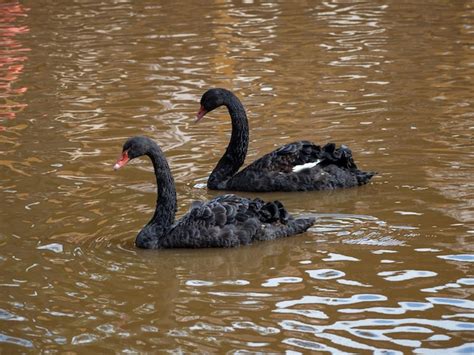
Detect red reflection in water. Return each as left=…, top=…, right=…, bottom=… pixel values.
left=0, top=2, right=29, bottom=130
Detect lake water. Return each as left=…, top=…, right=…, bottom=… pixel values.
left=1, top=0, right=473, bottom=352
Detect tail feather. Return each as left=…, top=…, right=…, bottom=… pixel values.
left=321, top=143, right=358, bottom=170
left=255, top=216, right=315, bottom=242
left=291, top=217, right=315, bottom=234
left=356, top=170, right=377, bottom=185
left=322, top=143, right=376, bottom=186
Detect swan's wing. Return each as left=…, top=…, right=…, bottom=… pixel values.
left=183, top=194, right=289, bottom=227
left=242, top=141, right=358, bottom=173
left=167, top=194, right=291, bottom=248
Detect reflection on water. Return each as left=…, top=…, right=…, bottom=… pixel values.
left=0, top=0, right=473, bottom=352
left=0, top=2, right=29, bottom=130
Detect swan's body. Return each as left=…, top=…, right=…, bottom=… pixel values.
left=114, top=136, right=314, bottom=249
left=196, top=88, right=375, bottom=192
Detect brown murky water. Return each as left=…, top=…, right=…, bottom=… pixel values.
left=1, top=0, right=473, bottom=352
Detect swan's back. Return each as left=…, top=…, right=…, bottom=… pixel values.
left=159, top=194, right=314, bottom=248
left=222, top=141, right=375, bottom=192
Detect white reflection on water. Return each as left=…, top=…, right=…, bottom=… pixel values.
left=280, top=317, right=474, bottom=353
left=438, top=254, right=474, bottom=263
left=378, top=270, right=437, bottom=282
left=276, top=294, right=387, bottom=308
left=306, top=268, right=345, bottom=280
left=261, top=277, right=302, bottom=288
left=1, top=0, right=474, bottom=352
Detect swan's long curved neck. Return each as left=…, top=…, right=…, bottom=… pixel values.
left=208, top=92, right=249, bottom=189
left=135, top=140, right=177, bottom=249
left=147, top=145, right=177, bottom=229
left=136, top=143, right=177, bottom=248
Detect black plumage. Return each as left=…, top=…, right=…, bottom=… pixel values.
left=114, top=136, right=315, bottom=249
left=196, top=88, right=375, bottom=192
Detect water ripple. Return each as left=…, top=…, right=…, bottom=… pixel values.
left=280, top=317, right=474, bottom=352
left=427, top=297, right=474, bottom=310
left=1, top=0, right=473, bottom=352
left=0, top=332, right=33, bottom=349
left=378, top=270, right=438, bottom=282
left=306, top=268, right=345, bottom=280
left=262, top=277, right=302, bottom=288
left=438, top=254, right=474, bottom=263
left=276, top=294, right=387, bottom=308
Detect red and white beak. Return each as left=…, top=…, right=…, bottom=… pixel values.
left=195, top=105, right=208, bottom=122
left=114, top=150, right=130, bottom=170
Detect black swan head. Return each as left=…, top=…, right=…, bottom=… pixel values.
left=196, top=88, right=231, bottom=122
left=114, top=136, right=153, bottom=170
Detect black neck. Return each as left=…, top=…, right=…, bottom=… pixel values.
left=208, top=91, right=249, bottom=188
left=136, top=142, right=177, bottom=248
left=149, top=145, right=177, bottom=226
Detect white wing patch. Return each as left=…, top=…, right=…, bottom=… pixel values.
left=292, top=160, right=322, bottom=173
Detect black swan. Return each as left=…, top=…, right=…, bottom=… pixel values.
left=113, top=136, right=315, bottom=249
left=196, top=88, right=375, bottom=192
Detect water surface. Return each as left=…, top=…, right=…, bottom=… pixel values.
left=1, top=0, right=473, bottom=352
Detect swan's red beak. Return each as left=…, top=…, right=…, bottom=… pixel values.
left=195, top=105, right=208, bottom=122
left=114, top=151, right=129, bottom=170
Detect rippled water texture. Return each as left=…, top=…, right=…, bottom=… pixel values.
left=1, top=0, right=473, bottom=352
